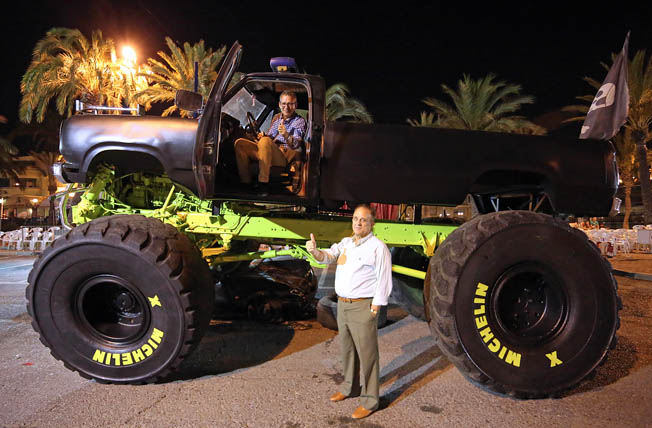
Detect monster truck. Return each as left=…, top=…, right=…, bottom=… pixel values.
left=27, top=41, right=621, bottom=398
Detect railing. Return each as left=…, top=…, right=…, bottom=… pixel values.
left=75, top=100, right=141, bottom=115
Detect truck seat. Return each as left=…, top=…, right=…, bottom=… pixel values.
left=249, top=157, right=303, bottom=194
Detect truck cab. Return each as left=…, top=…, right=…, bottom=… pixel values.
left=188, top=41, right=325, bottom=205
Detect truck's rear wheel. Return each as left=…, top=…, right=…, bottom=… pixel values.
left=426, top=211, right=620, bottom=397
left=26, top=215, right=214, bottom=383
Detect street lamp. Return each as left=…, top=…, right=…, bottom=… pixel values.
left=118, top=44, right=147, bottom=109
left=0, top=198, right=4, bottom=231
left=121, top=46, right=137, bottom=67
left=31, top=198, right=39, bottom=220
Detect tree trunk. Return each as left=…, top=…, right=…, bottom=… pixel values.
left=620, top=161, right=636, bottom=229
left=633, top=130, right=652, bottom=224
left=623, top=185, right=631, bottom=229
left=47, top=176, right=57, bottom=226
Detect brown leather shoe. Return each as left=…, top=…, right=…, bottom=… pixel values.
left=329, top=392, right=348, bottom=402
left=351, top=406, right=373, bottom=419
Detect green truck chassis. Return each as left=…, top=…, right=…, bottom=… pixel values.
left=63, top=165, right=455, bottom=274
left=29, top=167, right=619, bottom=400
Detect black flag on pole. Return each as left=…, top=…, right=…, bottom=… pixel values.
left=580, top=31, right=630, bottom=140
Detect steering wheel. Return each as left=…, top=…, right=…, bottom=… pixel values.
left=246, top=112, right=260, bottom=135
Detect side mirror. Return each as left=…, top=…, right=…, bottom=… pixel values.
left=175, top=90, right=203, bottom=112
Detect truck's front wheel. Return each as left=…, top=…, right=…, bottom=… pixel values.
left=426, top=211, right=620, bottom=397
left=26, top=215, right=214, bottom=383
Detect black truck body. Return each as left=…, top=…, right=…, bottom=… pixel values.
left=321, top=121, right=618, bottom=215
left=55, top=41, right=619, bottom=217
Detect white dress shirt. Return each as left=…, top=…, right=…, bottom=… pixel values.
left=322, top=232, right=393, bottom=306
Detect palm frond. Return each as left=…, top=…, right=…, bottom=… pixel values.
left=413, top=74, right=541, bottom=134
left=407, top=111, right=437, bottom=127
left=325, top=83, right=373, bottom=123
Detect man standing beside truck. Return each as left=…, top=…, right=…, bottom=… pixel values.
left=234, top=90, right=306, bottom=196
left=306, top=204, right=392, bottom=419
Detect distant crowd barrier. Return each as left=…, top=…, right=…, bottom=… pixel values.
left=0, top=226, right=66, bottom=252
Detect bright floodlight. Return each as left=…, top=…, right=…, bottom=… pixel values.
left=122, top=46, right=137, bottom=66
left=31, top=198, right=39, bottom=204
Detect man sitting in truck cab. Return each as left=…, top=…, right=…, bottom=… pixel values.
left=234, top=90, right=307, bottom=197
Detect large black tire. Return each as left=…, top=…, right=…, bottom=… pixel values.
left=316, top=292, right=387, bottom=330
left=391, top=247, right=427, bottom=320
left=26, top=215, right=214, bottom=384
left=316, top=294, right=339, bottom=330
left=425, top=211, right=620, bottom=397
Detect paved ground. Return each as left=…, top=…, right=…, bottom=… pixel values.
left=1, top=250, right=651, bottom=427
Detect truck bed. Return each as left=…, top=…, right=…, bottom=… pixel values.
left=321, top=121, right=618, bottom=216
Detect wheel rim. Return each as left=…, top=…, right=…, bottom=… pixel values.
left=491, top=262, right=567, bottom=347
left=76, top=275, right=151, bottom=344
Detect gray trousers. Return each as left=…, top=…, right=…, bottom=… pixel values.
left=337, top=298, right=380, bottom=411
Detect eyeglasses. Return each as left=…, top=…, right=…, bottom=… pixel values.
left=279, top=102, right=296, bottom=107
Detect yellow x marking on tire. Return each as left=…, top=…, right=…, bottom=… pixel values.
left=148, top=295, right=162, bottom=308
left=546, top=351, right=563, bottom=367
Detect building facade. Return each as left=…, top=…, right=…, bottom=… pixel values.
left=0, top=155, right=58, bottom=221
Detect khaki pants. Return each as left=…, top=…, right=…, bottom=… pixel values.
left=234, top=136, right=298, bottom=184
left=337, top=298, right=380, bottom=411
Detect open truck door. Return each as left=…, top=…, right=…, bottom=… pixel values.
left=193, top=41, right=243, bottom=198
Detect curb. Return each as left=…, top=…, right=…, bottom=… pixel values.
left=0, top=249, right=39, bottom=256
left=613, top=269, right=652, bottom=282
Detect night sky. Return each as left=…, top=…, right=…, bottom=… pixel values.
left=2, top=1, right=652, bottom=133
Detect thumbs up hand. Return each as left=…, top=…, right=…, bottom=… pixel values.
left=306, top=233, right=317, bottom=254
left=278, top=120, right=289, bottom=139
left=306, top=233, right=325, bottom=262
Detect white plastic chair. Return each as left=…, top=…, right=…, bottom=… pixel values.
left=614, top=238, right=630, bottom=254
left=39, top=228, right=58, bottom=249
left=0, top=231, right=11, bottom=249
left=636, top=229, right=652, bottom=253
left=25, top=228, right=44, bottom=251
left=5, top=229, right=27, bottom=250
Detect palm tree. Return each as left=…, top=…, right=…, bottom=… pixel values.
left=627, top=51, right=652, bottom=224
left=325, top=83, right=373, bottom=123
left=135, top=37, right=226, bottom=117
left=613, top=129, right=637, bottom=227
left=11, top=109, right=62, bottom=152
left=13, top=113, right=62, bottom=198
left=29, top=151, right=61, bottom=194
left=0, top=144, right=23, bottom=182
left=19, top=28, right=144, bottom=123
left=564, top=49, right=652, bottom=224
left=407, top=74, right=545, bottom=135
left=0, top=115, right=25, bottom=181
left=0, top=115, right=9, bottom=152
left=30, top=150, right=62, bottom=224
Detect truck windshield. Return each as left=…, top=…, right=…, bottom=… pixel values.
left=222, top=87, right=270, bottom=129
